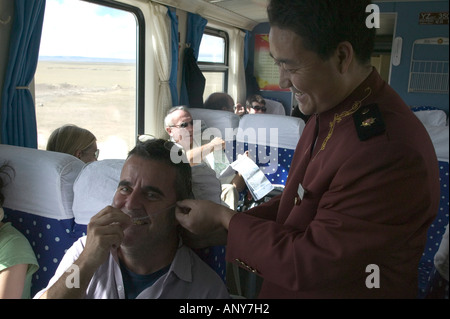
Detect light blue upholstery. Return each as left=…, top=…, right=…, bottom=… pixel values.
left=235, top=113, right=305, bottom=187
left=188, top=108, right=241, bottom=282
left=189, top=107, right=240, bottom=164
left=418, top=160, right=449, bottom=298
left=1, top=144, right=84, bottom=296
left=417, top=124, right=449, bottom=298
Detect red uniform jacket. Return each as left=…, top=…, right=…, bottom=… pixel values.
left=226, top=69, right=440, bottom=298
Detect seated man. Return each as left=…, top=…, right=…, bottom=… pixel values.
left=204, top=92, right=246, bottom=117
left=246, top=94, right=267, bottom=114
left=34, top=139, right=229, bottom=299
left=164, top=106, right=245, bottom=210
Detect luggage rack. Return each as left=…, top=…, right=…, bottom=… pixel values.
left=408, top=37, right=449, bottom=94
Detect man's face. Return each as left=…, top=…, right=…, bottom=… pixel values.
left=166, top=110, right=194, bottom=149
left=269, top=26, right=342, bottom=115
left=247, top=102, right=266, bottom=114
left=112, top=155, right=178, bottom=248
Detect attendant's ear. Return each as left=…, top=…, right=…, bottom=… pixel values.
left=336, top=41, right=354, bottom=74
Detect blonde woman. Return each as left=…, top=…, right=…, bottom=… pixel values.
left=47, top=124, right=99, bottom=163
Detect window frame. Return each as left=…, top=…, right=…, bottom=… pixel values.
left=198, top=27, right=229, bottom=92
left=81, top=0, right=146, bottom=135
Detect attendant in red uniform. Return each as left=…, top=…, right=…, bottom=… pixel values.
left=176, top=0, right=440, bottom=298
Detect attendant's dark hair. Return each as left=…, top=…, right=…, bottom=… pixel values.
left=267, top=0, right=376, bottom=63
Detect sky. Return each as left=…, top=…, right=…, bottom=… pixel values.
left=39, top=0, right=137, bottom=60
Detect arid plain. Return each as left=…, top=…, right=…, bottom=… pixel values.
left=34, top=60, right=137, bottom=159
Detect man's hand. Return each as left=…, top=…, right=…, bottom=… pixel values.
left=208, top=137, right=225, bottom=152
left=82, top=206, right=132, bottom=268
left=39, top=206, right=131, bottom=298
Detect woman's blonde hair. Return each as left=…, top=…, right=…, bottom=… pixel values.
left=46, top=124, right=96, bottom=157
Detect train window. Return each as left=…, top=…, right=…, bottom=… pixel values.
left=35, top=0, right=143, bottom=159
left=198, top=28, right=229, bottom=101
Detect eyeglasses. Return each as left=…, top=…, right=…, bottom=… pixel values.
left=252, top=106, right=267, bottom=112
left=81, top=148, right=100, bottom=160
left=169, top=120, right=193, bottom=129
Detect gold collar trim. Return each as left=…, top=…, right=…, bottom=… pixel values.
left=312, top=87, right=372, bottom=160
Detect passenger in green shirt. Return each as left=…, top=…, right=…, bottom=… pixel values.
left=0, top=162, right=38, bottom=299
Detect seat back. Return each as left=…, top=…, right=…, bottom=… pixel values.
left=188, top=108, right=240, bottom=162
left=411, top=106, right=448, bottom=127
left=186, top=108, right=240, bottom=282
left=264, top=98, right=286, bottom=115
left=235, top=114, right=305, bottom=186
left=418, top=125, right=449, bottom=298
left=72, top=159, right=125, bottom=236
left=0, top=144, right=84, bottom=296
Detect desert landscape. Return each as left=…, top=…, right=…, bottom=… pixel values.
left=34, top=59, right=137, bottom=159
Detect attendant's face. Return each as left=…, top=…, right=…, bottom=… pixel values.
left=269, top=26, right=342, bottom=115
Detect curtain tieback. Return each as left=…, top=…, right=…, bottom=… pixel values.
left=16, top=86, right=30, bottom=90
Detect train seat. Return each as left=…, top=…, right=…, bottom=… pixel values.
left=189, top=107, right=240, bottom=163
left=411, top=106, right=448, bottom=127
left=418, top=125, right=449, bottom=298
left=71, top=159, right=125, bottom=237
left=0, top=144, right=84, bottom=296
left=264, top=98, right=286, bottom=115
left=235, top=113, right=305, bottom=186
left=188, top=108, right=240, bottom=283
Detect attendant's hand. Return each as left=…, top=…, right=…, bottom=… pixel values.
left=175, top=200, right=235, bottom=247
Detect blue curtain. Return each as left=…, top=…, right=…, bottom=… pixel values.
left=179, top=13, right=207, bottom=106
left=244, top=31, right=250, bottom=70
left=167, top=7, right=179, bottom=106
left=1, top=0, right=46, bottom=148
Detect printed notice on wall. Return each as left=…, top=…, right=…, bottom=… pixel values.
left=419, top=12, right=449, bottom=25
left=254, top=34, right=290, bottom=91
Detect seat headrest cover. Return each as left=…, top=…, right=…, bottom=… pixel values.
left=425, top=125, right=449, bottom=162
left=264, top=99, right=286, bottom=115
left=413, top=109, right=448, bottom=126
left=189, top=108, right=240, bottom=141
left=0, top=144, right=84, bottom=219
left=236, top=114, right=305, bottom=149
left=72, top=159, right=124, bottom=225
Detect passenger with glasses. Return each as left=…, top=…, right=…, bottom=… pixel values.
left=164, top=106, right=234, bottom=283
left=245, top=94, right=267, bottom=114
left=164, top=106, right=224, bottom=165
left=164, top=106, right=223, bottom=204
left=164, top=106, right=246, bottom=210
left=46, top=124, right=99, bottom=163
